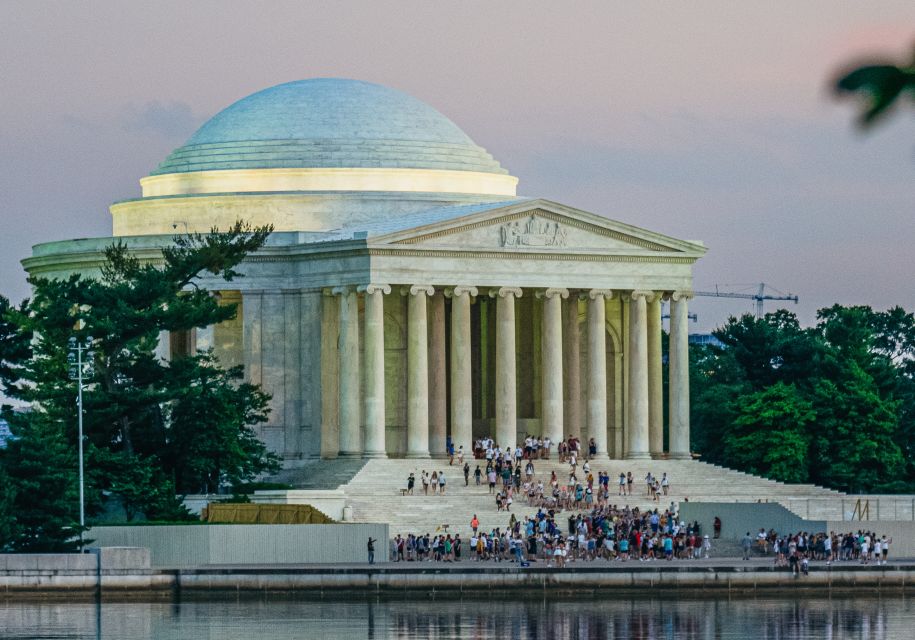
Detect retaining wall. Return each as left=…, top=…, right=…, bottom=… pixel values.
left=87, top=524, right=388, bottom=567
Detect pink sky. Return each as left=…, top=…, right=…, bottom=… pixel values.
left=0, top=1, right=913, bottom=331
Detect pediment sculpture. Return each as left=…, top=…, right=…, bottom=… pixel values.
left=499, top=215, right=567, bottom=248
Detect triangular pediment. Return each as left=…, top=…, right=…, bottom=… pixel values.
left=369, top=199, right=706, bottom=256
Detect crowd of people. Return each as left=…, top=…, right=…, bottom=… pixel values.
left=742, top=528, right=894, bottom=573
left=410, top=435, right=678, bottom=515
left=391, top=505, right=711, bottom=565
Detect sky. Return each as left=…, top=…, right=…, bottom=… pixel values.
left=0, top=1, right=913, bottom=332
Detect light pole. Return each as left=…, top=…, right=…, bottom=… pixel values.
left=67, top=336, right=93, bottom=544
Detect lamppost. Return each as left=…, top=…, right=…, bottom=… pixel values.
left=67, top=336, right=93, bottom=543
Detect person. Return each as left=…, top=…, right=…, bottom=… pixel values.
left=367, top=537, right=376, bottom=565
left=713, top=516, right=722, bottom=539
left=439, top=471, right=446, bottom=495
left=406, top=473, right=415, bottom=495
left=470, top=514, right=479, bottom=534
left=463, top=462, right=470, bottom=486
left=742, top=532, right=753, bottom=560
left=457, top=446, right=465, bottom=466
left=703, top=534, right=711, bottom=559
left=422, top=471, right=430, bottom=495
left=430, top=470, right=438, bottom=494
left=474, top=464, right=482, bottom=486
left=882, top=535, right=892, bottom=565
left=661, top=473, right=669, bottom=496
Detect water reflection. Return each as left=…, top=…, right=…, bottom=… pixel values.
left=0, top=596, right=912, bottom=639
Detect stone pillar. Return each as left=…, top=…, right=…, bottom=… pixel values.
left=669, top=291, right=692, bottom=459
left=648, top=295, right=664, bottom=458
left=154, top=330, right=171, bottom=363
left=587, top=289, right=613, bottom=459
left=195, top=325, right=214, bottom=352
left=405, top=285, right=434, bottom=458
left=562, top=295, right=581, bottom=440
left=612, top=352, right=624, bottom=458
left=491, top=287, right=522, bottom=449
left=447, top=286, right=477, bottom=457
left=537, top=288, right=567, bottom=447
left=360, top=284, right=390, bottom=458
left=320, top=290, right=339, bottom=459
left=335, top=286, right=361, bottom=457
left=428, top=290, right=447, bottom=457
left=626, top=291, right=652, bottom=459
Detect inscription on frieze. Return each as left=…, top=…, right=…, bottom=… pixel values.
left=499, top=215, right=567, bottom=248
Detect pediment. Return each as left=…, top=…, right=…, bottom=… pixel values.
left=370, top=199, right=705, bottom=256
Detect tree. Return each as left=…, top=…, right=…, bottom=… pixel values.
left=164, top=352, right=275, bottom=494
left=723, top=382, right=815, bottom=484
left=0, top=222, right=275, bottom=545
left=0, top=416, right=83, bottom=551
left=691, top=305, right=915, bottom=492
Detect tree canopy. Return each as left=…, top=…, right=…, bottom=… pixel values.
left=691, top=305, right=915, bottom=493
left=0, top=222, right=277, bottom=550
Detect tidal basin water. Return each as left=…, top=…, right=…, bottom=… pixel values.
left=2, top=596, right=913, bottom=639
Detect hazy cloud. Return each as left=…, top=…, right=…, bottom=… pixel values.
left=121, top=101, right=201, bottom=139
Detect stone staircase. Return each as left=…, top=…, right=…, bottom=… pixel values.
left=306, top=457, right=844, bottom=538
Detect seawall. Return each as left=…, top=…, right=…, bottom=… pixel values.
left=2, top=562, right=914, bottom=598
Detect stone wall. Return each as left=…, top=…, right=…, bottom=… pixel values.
left=87, top=524, right=388, bottom=567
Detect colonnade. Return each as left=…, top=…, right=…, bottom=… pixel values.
left=328, top=285, right=692, bottom=460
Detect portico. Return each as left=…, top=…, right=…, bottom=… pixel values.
left=316, top=279, right=694, bottom=460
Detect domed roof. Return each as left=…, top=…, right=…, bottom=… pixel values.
left=152, top=78, right=508, bottom=176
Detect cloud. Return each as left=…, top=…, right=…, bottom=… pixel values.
left=120, top=101, right=201, bottom=138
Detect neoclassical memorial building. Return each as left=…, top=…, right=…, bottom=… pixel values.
left=24, top=79, right=705, bottom=465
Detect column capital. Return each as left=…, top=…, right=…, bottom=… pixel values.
left=401, top=284, right=434, bottom=297
left=630, top=289, right=657, bottom=302
left=671, top=290, right=694, bottom=302
left=488, top=286, right=522, bottom=299
left=330, top=285, right=354, bottom=296
left=445, top=285, right=478, bottom=298
left=535, top=287, right=569, bottom=300
left=357, top=284, right=391, bottom=295
left=587, top=288, right=614, bottom=300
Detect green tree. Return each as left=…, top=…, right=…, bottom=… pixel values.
left=164, top=352, right=275, bottom=494
left=723, top=382, right=815, bottom=484
left=0, top=416, right=83, bottom=551
left=0, top=222, right=275, bottom=544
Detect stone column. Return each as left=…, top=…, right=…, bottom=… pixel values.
left=195, top=325, right=214, bottom=352
left=537, top=288, right=567, bottom=447
left=428, top=290, right=447, bottom=457
left=669, top=291, right=692, bottom=459
left=405, top=285, right=434, bottom=458
left=490, top=287, right=522, bottom=449
left=447, top=286, right=477, bottom=457
left=319, top=290, right=339, bottom=459
left=562, top=295, right=581, bottom=440
left=648, top=295, right=664, bottom=458
left=587, top=289, right=613, bottom=459
left=334, top=286, right=361, bottom=457
left=154, top=330, right=171, bottom=363
left=626, top=291, right=652, bottom=459
left=360, top=284, right=390, bottom=458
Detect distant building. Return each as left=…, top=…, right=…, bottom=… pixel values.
left=689, top=333, right=724, bottom=349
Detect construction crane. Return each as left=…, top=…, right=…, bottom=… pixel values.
left=693, top=283, right=798, bottom=319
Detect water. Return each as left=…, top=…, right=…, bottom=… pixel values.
left=1, top=596, right=913, bottom=639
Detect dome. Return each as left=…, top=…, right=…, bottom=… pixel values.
left=152, top=78, right=508, bottom=176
